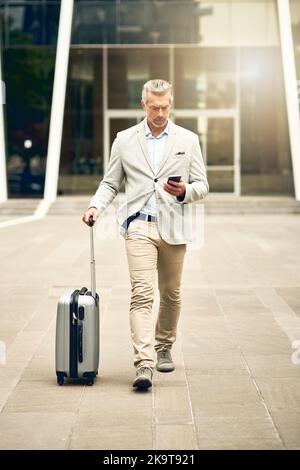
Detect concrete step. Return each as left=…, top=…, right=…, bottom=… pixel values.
left=0, top=199, right=40, bottom=216
left=1, top=195, right=300, bottom=216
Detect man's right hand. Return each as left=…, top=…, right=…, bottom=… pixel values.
left=82, top=207, right=99, bottom=226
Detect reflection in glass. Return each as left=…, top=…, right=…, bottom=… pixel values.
left=59, top=49, right=103, bottom=196
left=72, top=1, right=203, bottom=45
left=207, top=118, right=233, bottom=166
left=207, top=170, right=234, bottom=193
left=240, top=47, right=293, bottom=195
left=174, top=48, right=235, bottom=109
left=1, top=3, right=60, bottom=46
left=108, top=48, right=169, bottom=109
left=3, top=48, right=56, bottom=197
left=110, top=118, right=137, bottom=148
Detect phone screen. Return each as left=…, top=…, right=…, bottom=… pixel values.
left=168, top=175, right=181, bottom=183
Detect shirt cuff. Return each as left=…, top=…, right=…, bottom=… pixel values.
left=176, top=184, right=190, bottom=204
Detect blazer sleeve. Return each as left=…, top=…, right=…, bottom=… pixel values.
left=176, top=134, right=209, bottom=204
left=88, top=137, right=125, bottom=213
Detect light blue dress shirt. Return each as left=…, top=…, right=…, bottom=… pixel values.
left=140, top=119, right=169, bottom=217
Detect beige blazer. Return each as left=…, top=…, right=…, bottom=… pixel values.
left=89, top=118, right=209, bottom=244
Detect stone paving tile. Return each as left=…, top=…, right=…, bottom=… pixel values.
left=215, top=289, right=271, bottom=315
left=183, top=352, right=248, bottom=376
left=245, top=354, right=300, bottom=378
left=197, top=438, right=284, bottom=450
left=155, top=425, right=197, bottom=450
left=270, top=410, right=300, bottom=449
left=0, top=412, right=75, bottom=450
left=3, top=380, right=84, bottom=413
left=276, top=287, right=300, bottom=317
left=187, top=375, right=260, bottom=406
left=154, top=386, right=193, bottom=425
left=69, top=425, right=153, bottom=450
left=1, top=212, right=300, bottom=449
left=235, top=333, right=291, bottom=355
left=254, top=378, right=300, bottom=411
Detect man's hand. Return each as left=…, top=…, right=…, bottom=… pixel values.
left=163, top=179, right=186, bottom=198
left=82, top=207, right=99, bottom=226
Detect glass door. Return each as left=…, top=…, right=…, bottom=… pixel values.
left=174, top=111, right=240, bottom=194
left=105, top=110, right=240, bottom=195
left=105, top=110, right=145, bottom=171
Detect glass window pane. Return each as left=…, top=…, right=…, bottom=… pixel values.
left=110, top=118, right=137, bottom=148
left=207, top=170, right=234, bottom=193
left=240, top=47, right=293, bottom=195
left=207, top=118, right=234, bottom=166
left=2, top=3, right=60, bottom=46
left=174, top=48, right=236, bottom=109
left=4, top=47, right=56, bottom=197
left=108, top=48, right=169, bottom=109
left=59, top=49, right=103, bottom=196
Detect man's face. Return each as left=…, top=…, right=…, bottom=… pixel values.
left=141, top=92, right=171, bottom=130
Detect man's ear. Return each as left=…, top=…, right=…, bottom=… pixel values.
left=141, top=99, right=146, bottom=110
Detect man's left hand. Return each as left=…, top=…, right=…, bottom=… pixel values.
left=163, top=179, right=186, bottom=198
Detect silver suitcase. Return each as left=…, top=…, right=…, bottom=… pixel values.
left=55, top=216, right=99, bottom=385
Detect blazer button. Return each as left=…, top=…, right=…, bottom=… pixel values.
left=154, top=178, right=158, bottom=182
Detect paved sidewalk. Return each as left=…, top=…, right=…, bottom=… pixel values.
left=0, top=207, right=300, bottom=450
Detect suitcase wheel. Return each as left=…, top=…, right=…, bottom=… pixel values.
left=85, top=377, right=94, bottom=386
left=56, top=372, right=65, bottom=386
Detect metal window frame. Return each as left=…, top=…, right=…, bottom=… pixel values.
left=0, top=44, right=7, bottom=202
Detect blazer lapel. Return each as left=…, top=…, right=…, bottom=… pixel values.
left=136, top=120, right=155, bottom=175
left=156, top=121, right=176, bottom=176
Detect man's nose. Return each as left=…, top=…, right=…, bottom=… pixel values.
left=158, top=108, right=163, bottom=116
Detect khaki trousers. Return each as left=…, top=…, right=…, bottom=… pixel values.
left=125, top=219, right=186, bottom=369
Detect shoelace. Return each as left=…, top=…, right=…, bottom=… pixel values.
left=160, top=350, right=170, bottom=359
left=138, top=366, right=152, bottom=375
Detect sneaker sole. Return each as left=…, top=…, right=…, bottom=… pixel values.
left=133, top=377, right=152, bottom=389
left=156, top=364, right=175, bottom=373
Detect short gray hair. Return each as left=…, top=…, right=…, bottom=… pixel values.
left=142, top=79, right=173, bottom=104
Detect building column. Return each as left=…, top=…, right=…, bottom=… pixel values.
left=277, top=0, right=300, bottom=201
left=44, top=0, right=74, bottom=202
left=0, top=45, right=7, bottom=202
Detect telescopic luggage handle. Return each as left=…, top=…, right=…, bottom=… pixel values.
left=88, top=216, right=96, bottom=298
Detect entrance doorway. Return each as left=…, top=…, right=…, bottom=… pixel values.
left=106, top=109, right=240, bottom=194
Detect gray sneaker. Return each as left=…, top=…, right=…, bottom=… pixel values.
left=156, top=349, right=175, bottom=372
left=133, top=366, right=153, bottom=389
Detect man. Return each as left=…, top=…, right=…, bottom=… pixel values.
left=82, top=79, right=209, bottom=390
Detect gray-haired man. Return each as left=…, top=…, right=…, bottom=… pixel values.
left=83, top=79, right=209, bottom=390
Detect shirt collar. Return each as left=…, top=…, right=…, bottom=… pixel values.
left=144, top=119, right=169, bottom=138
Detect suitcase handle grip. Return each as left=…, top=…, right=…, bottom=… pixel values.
left=88, top=216, right=96, bottom=298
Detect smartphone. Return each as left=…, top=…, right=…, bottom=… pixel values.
left=167, top=175, right=181, bottom=183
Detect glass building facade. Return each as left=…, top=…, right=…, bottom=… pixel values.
left=0, top=0, right=297, bottom=198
